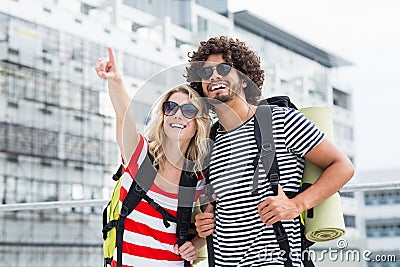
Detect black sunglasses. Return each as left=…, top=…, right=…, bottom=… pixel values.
left=162, top=101, right=199, bottom=119
left=198, top=62, right=233, bottom=80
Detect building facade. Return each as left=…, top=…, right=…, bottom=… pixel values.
left=0, top=0, right=358, bottom=266
left=359, top=169, right=400, bottom=267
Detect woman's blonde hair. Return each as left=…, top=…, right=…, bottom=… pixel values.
left=145, top=85, right=210, bottom=173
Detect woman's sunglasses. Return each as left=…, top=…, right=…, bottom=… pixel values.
left=162, top=101, right=199, bottom=119
left=198, top=62, right=233, bottom=80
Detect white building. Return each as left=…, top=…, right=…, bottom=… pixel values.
left=0, top=0, right=358, bottom=266
left=358, top=169, right=400, bottom=267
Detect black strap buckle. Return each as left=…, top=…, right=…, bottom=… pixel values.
left=178, top=220, right=189, bottom=241
left=134, top=183, right=146, bottom=197
left=261, top=143, right=272, bottom=156
left=120, top=204, right=129, bottom=217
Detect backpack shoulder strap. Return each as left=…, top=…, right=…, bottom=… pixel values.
left=176, top=162, right=198, bottom=267
left=116, top=152, right=158, bottom=267
left=120, top=153, right=156, bottom=214
left=253, top=105, right=278, bottom=194
left=254, top=105, right=293, bottom=267
left=209, top=121, right=219, bottom=141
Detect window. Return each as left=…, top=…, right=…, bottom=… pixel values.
left=5, top=176, right=16, bottom=204
left=0, top=13, right=8, bottom=42
left=39, top=26, right=59, bottom=54
left=334, top=122, right=354, bottom=141
left=339, top=191, right=354, bottom=198
left=65, top=134, right=84, bottom=162
left=0, top=175, right=4, bottom=204
left=380, top=226, right=389, bottom=237
left=84, top=137, right=102, bottom=164
left=379, top=193, right=388, bottom=205
left=41, top=182, right=58, bottom=202
left=16, top=178, right=30, bottom=203
left=82, top=88, right=99, bottom=113
left=72, top=183, right=83, bottom=200
left=81, top=3, right=95, bottom=15
left=197, top=16, right=208, bottom=32
left=333, top=87, right=351, bottom=109
left=123, top=53, right=164, bottom=80
left=344, top=215, right=356, bottom=228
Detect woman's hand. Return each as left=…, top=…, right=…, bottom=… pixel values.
left=95, top=47, right=120, bottom=81
left=173, top=241, right=198, bottom=261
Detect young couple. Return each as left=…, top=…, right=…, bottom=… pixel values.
left=95, top=36, right=354, bottom=267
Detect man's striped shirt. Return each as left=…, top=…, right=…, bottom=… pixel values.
left=209, top=107, right=324, bottom=267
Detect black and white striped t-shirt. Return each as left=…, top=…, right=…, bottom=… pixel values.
left=209, top=106, right=325, bottom=267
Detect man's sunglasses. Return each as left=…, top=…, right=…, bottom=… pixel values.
left=162, top=101, right=199, bottom=119
left=198, top=62, right=233, bottom=80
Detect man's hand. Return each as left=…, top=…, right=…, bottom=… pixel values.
left=173, top=241, right=198, bottom=261
left=257, top=185, right=301, bottom=226
left=95, top=47, right=120, bottom=80
left=195, top=204, right=215, bottom=238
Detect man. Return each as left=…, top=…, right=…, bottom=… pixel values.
left=187, top=36, right=354, bottom=266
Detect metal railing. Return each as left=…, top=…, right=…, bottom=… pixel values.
left=1, top=181, right=400, bottom=212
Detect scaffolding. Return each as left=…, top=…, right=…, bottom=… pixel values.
left=0, top=10, right=119, bottom=267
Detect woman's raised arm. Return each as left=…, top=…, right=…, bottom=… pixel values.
left=95, top=47, right=140, bottom=163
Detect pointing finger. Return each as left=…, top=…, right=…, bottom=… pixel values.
left=107, top=47, right=116, bottom=67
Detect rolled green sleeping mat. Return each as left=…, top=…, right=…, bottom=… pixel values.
left=299, top=107, right=346, bottom=242
left=191, top=201, right=208, bottom=265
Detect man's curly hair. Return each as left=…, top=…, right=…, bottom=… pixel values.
left=186, top=36, right=264, bottom=105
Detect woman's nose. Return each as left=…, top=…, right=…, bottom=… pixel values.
left=173, top=108, right=184, bottom=119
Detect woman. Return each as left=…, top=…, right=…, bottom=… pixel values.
left=96, top=48, right=210, bottom=267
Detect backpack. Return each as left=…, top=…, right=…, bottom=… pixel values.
left=102, top=153, right=202, bottom=267
left=203, top=96, right=315, bottom=267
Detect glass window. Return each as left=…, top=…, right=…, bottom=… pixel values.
left=198, top=16, right=208, bottom=32
left=85, top=137, right=102, bottom=164
left=38, top=129, right=58, bottom=158
left=0, top=13, right=8, bottom=42
left=72, top=183, right=83, bottom=213
left=339, top=191, right=354, bottom=198
left=31, top=180, right=39, bottom=202
left=343, top=125, right=354, bottom=141
left=365, top=198, right=373, bottom=205
left=344, top=215, right=356, bottom=228
left=0, top=122, right=5, bottom=152
left=16, top=177, right=30, bottom=203
left=380, top=226, right=389, bottom=237
left=72, top=183, right=83, bottom=200
left=5, top=176, right=16, bottom=204
left=65, top=134, right=84, bottom=162
left=0, top=175, right=4, bottom=204
left=366, top=228, right=374, bottom=238
left=82, top=88, right=99, bottom=113
left=45, top=78, right=59, bottom=105
left=333, top=88, right=350, bottom=109
left=41, top=181, right=58, bottom=202
left=379, top=196, right=388, bottom=205
left=123, top=53, right=164, bottom=80
left=38, top=25, right=59, bottom=54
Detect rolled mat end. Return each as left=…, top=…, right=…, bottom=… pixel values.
left=306, top=227, right=346, bottom=242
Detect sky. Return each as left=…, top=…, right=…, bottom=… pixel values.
left=228, top=0, right=400, bottom=172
